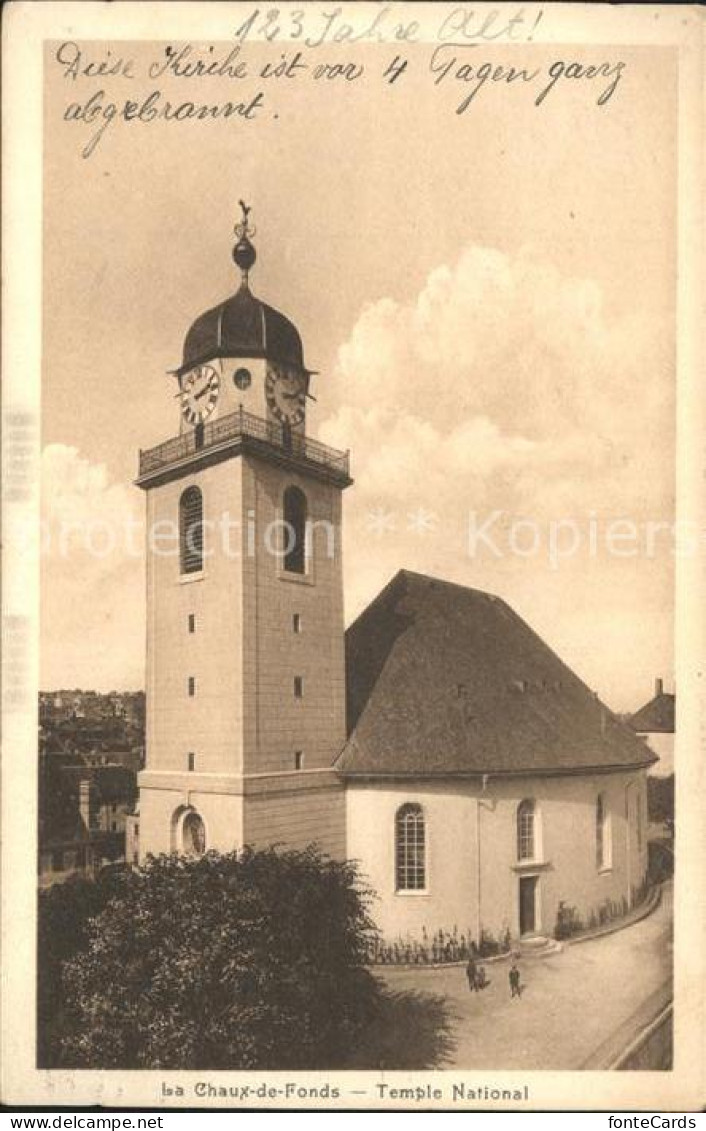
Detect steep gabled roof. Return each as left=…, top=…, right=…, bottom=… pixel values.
left=629, top=692, right=675, bottom=734
left=337, top=570, right=656, bottom=777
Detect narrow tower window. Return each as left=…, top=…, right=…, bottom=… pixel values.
left=188, top=614, right=195, bottom=633
left=596, top=793, right=611, bottom=869
left=293, top=613, right=301, bottom=634
left=395, top=803, right=426, bottom=891
left=517, top=799, right=535, bottom=861
left=294, top=676, right=303, bottom=699
left=179, top=486, right=203, bottom=574
left=188, top=752, right=195, bottom=772
left=295, top=751, right=304, bottom=771
left=188, top=677, right=196, bottom=697
left=283, top=486, right=307, bottom=574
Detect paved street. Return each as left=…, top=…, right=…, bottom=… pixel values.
left=365, top=885, right=672, bottom=1070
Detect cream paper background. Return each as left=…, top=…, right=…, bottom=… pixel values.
left=2, top=0, right=704, bottom=1110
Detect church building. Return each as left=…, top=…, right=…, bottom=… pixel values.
left=135, top=207, right=654, bottom=945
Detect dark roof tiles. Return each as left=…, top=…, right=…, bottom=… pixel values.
left=338, top=570, right=656, bottom=777
left=181, top=284, right=306, bottom=375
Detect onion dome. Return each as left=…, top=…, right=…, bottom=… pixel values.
left=177, top=201, right=308, bottom=376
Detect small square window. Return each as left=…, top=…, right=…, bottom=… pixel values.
left=188, top=677, right=196, bottom=697
left=294, top=676, right=303, bottom=698
left=188, top=614, right=195, bottom=633
left=295, top=751, right=304, bottom=771
left=293, top=614, right=301, bottom=634
left=188, top=752, right=195, bottom=772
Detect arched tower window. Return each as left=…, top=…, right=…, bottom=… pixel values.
left=597, top=793, right=612, bottom=869
left=182, top=810, right=206, bottom=857
left=395, top=803, right=426, bottom=891
left=283, top=485, right=307, bottom=574
left=180, top=486, right=203, bottom=574
left=517, top=799, right=535, bottom=861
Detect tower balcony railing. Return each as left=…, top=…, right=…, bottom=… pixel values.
left=138, top=407, right=350, bottom=480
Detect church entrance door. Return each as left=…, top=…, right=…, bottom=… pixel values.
left=519, top=875, right=538, bottom=935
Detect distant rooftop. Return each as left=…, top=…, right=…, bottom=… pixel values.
left=629, top=682, right=675, bottom=734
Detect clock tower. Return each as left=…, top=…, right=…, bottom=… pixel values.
left=135, top=204, right=351, bottom=860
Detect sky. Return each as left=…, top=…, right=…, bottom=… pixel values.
left=41, top=34, right=676, bottom=710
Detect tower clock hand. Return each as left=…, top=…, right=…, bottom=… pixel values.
left=194, top=385, right=212, bottom=401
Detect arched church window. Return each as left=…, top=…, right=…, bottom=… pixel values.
left=596, top=793, right=611, bottom=869
left=517, top=799, right=535, bottom=861
left=395, top=803, right=426, bottom=891
left=283, top=486, right=307, bottom=574
left=182, top=810, right=206, bottom=857
left=180, top=486, right=203, bottom=574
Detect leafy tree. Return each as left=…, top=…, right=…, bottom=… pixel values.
left=55, top=847, right=380, bottom=1069
left=647, top=774, right=674, bottom=828
left=38, top=867, right=129, bottom=1066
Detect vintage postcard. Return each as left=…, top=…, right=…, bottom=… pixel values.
left=2, top=0, right=704, bottom=1112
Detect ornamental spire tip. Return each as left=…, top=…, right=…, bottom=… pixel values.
left=233, top=199, right=257, bottom=287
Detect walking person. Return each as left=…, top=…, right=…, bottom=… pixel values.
left=465, top=955, right=479, bottom=993
left=509, top=961, right=521, bottom=998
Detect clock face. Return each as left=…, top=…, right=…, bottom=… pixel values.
left=181, top=365, right=220, bottom=425
left=265, top=363, right=306, bottom=425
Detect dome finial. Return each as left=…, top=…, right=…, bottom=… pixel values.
left=233, top=199, right=257, bottom=288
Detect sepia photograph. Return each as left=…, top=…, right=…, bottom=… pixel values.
left=2, top=0, right=704, bottom=1113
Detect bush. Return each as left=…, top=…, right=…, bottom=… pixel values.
left=554, top=882, right=655, bottom=944
left=647, top=774, right=674, bottom=827
left=554, top=900, right=584, bottom=940
left=648, top=839, right=674, bottom=883
left=367, top=924, right=511, bottom=965
left=478, top=928, right=508, bottom=958
left=42, top=847, right=380, bottom=1070
left=38, top=868, right=129, bottom=1067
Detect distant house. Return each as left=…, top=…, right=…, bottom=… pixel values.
left=38, top=689, right=145, bottom=886
left=38, top=762, right=137, bottom=888
left=628, top=678, right=675, bottom=777
left=125, top=809, right=140, bottom=867
left=82, top=748, right=143, bottom=773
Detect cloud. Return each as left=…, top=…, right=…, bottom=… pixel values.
left=321, top=241, right=674, bottom=520
left=322, top=243, right=672, bottom=501
left=41, top=445, right=145, bottom=690
left=320, top=243, right=675, bottom=708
